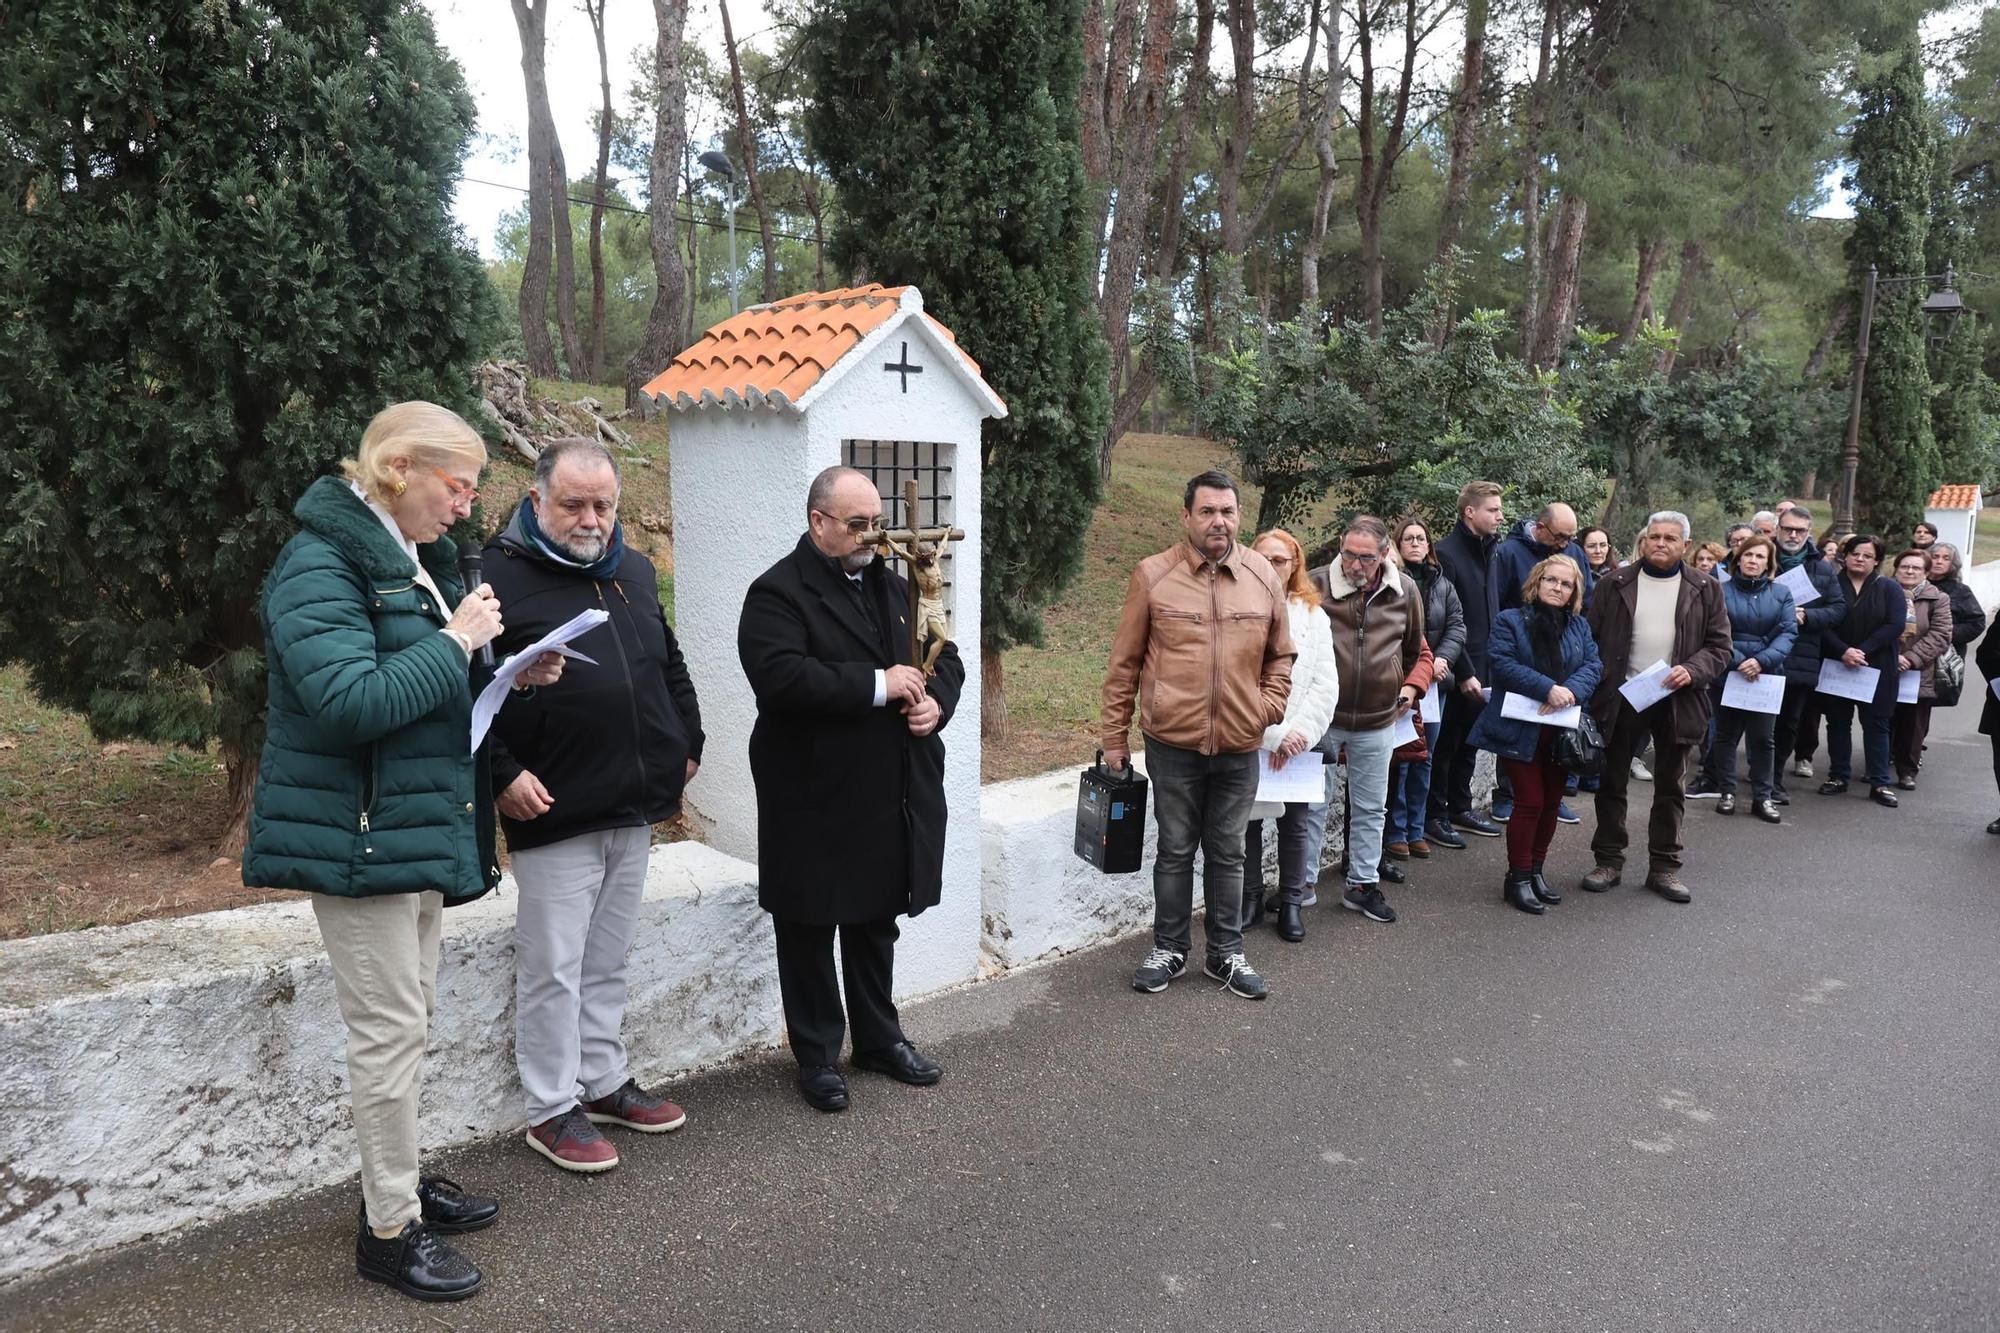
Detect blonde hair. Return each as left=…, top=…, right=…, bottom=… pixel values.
left=340, top=401, right=486, bottom=505
left=1251, top=528, right=1320, bottom=608
left=1521, top=554, right=1585, bottom=613
left=1692, top=541, right=1727, bottom=570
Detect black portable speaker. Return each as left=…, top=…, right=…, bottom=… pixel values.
left=1075, top=750, right=1148, bottom=873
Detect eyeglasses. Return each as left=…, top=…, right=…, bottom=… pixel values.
left=1539, top=525, right=1576, bottom=544
left=1779, top=525, right=1812, bottom=536
left=1539, top=575, right=1575, bottom=588
left=814, top=509, right=883, bottom=534
left=1339, top=550, right=1382, bottom=565
left=432, top=468, right=479, bottom=507
left=1266, top=555, right=1294, bottom=568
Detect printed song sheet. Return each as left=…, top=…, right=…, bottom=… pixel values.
left=1720, top=670, right=1785, bottom=715
left=1815, top=658, right=1880, bottom=704
left=1775, top=565, right=1820, bottom=607
left=1499, top=691, right=1581, bottom=730
left=468, top=608, right=608, bottom=753
left=1617, top=659, right=1675, bottom=713
left=1255, top=751, right=1325, bottom=805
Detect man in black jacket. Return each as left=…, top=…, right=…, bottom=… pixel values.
left=738, top=466, right=964, bottom=1114
left=1427, top=480, right=1506, bottom=846
left=485, top=437, right=704, bottom=1174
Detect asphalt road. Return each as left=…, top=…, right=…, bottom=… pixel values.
left=6, top=705, right=1999, bottom=1333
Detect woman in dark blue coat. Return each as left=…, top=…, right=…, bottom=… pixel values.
left=1817, top=534, right=1905, bottom=807
left=1468, top=556, right=1603, bottom=914
left=1712, top=536, right=1796, bottom=821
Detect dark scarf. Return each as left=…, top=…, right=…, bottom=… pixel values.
left=1776, top=543, right=1814, bottom=573
left=508, top=496, right=625, bottom=579
left=1640, top=559, right=1684, bottom=579
left=1523, top=602, right=1569, bottom=678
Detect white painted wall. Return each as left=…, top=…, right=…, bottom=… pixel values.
left=664, top=306, right=990, bottom=1002
left=1924, top=504, right=1980, bottom=565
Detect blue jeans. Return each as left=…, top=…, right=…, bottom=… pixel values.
left=1386, top=720, right=1441, bottom=845
left=1323, top=723, right=1397, bottom=888
left=1821, top=698, right=1892, bottom=789
left=1142, top=737, right=1259, bottom=961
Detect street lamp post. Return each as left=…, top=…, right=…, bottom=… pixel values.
left=698, top=149, right=740, bottom=316
left=1832, top=263, right=1967, bottom=539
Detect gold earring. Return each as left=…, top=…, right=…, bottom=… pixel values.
left=392, top=480, right=407, bottom=496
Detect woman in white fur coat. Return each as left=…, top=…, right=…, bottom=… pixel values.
left=1242, top=528, right=1342, bottom=942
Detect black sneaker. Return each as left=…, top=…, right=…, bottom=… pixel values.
left=1204, top=952, right=1268, bottom=1000
left=1684, top=778, right=1720, bottom=799
left=1131, top=947, right=1187, bottom=993
left=355, top=1215, right=483, bottom=1302
left=416, top=1176, right=498, bottom=1234
left=1341, top=884, right=1397, bottom=923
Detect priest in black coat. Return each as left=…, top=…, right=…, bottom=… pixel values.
left=737, top=466, right=965, bottom=1113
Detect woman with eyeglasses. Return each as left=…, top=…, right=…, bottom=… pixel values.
left=1816, top=534, right=1904, bottom=808
left=244, top=402, right=564, bottom=1302
left=1467, top=556, right=1603, bottom=914
left=1241, top=528, right=1341, bottom=941
left=1383, top=518, right=1464, bottom=865
left=1887, top=548, right=1953, bottom=790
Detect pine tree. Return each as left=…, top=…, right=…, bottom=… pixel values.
left=0, top=1, right=496, bottom=846
left=1927, top=141, right=1992, bottom=488
left=805, top=0, right=1110, bottom=742
left=1846, top=21, right=1941, bottom=535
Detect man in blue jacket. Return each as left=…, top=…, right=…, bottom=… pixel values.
left=1769, top=503, right=1841, bottom=802
left=1428, top=481, right=1506, bottom=847
left=485, top=437, right=705, bottom=1172
left=1485, top=503, right=1593, bottom=824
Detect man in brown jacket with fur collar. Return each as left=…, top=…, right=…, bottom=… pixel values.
left=1582, top=511, right=1734, bottom=902
left=1101, top=470, right=1294, bottom=1000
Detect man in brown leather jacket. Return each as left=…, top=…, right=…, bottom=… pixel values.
left=1101, top=470, right=1294, bottom=1000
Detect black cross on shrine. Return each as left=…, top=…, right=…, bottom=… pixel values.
left=884, top=340, right=924, bottom=392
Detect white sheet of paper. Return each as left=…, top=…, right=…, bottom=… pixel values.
left=1419, top=681, right=1441, bottom=725
left=1499, top=690, right=1581, bottom=730
left=1618, top=659, right=1675, bottom=712
left=1815, top=658, right=1881, bottom=704
left=468, top=608, right=610, bottom=753
left=1481, top=686, right=1493, bottom=703
left=1897, top=669, right=1920, bottom=704
left=1775, top=565, right=1821, bottom=607
left=1255, top=751, right=1325, bottom=804
left=1390, top=709, right=1421, bottom=748
left=1720, top=670, right=1785, bottom=715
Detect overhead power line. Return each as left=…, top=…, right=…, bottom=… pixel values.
left=459, top=174, right=820, bottom=245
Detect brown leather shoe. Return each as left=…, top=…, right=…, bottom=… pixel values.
left=1386, top=841, right=1410, bottom=860
left=1407, top=839, right=1432, bottom=859
left=1579, top=865, right=1621, bottom=893
left=1645, top=872, right=1692, bottom=903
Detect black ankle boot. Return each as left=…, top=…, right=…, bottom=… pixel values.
left=1503, top=869, right=1545, bottom=915
left=355, top=1214, right=483, bottom=1302
left=1529, top=863, right=1561, bottom=904
left=1276, top=901, right=1305, bottom=942
left=1241, top=887, right=1264, bottom=929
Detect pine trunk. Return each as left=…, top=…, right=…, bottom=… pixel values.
left=719, top=0, right=780, bottom=303
left=1802, top=304, right=1848, bottom=379
left=1531, top=193, right=1587, bottom=367
left=981, top=646, right=1010, bottom=745
left=1658, top=239, right=1703, bottom=376
left=626, top=0, right=691, bottom=410
left=585, top=0, right=613, bottom=383
left=1518, top=0, right=1556, bottom=358
left=1617, top=238, right=1664, bottom=346
left=219, top=741, right=256, bottom=858
left=512, top=0, right=558, bottom=377
left=1432, top=0, right=1488, bottom=268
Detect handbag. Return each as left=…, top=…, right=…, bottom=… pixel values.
left=1553, top=710, right=1607, bottom=776
left=1935, top=644, right=1966, bottom=707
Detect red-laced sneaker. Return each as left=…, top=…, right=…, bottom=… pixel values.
left=526, top=1107, right=619, bottom=1173
left=582, top=1079, right=687, bottom=1134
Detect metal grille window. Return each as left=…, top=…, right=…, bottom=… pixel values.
left=843, top=439, right=956, bottom=612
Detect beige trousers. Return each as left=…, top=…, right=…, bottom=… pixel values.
left=311, top=890, right=443, bottom=1233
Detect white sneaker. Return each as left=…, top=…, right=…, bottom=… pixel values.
left=1630, top=758, right=1653, bottom=782
left=1790, top=758, right=1814, bottom=779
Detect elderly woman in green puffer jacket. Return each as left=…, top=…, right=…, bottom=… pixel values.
left=244, top=401, right=562, bottom=1304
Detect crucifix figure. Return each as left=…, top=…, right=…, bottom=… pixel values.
left=858, top=478, right=964, bottom=676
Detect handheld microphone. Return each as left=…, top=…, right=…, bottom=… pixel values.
left=457, top=551, right=496, bottom=668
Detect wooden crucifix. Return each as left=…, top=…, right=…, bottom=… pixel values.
left=858, top=478, right=965, bottom=676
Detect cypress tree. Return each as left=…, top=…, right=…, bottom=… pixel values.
left=0, top=1, right=495, bottom=844
left=1926, top=153, right=1992, bottom=488
left=805, top=0, right=1110, bottom=741
left=1846, top=22, right=1940, bottom=534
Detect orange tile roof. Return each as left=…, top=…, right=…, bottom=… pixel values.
left=641, top=284, right=982, bottom=410
left=1927, top=484, right=1982, bottom=510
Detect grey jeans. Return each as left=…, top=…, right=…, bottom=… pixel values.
left=511, top=824, right=651, bottom=1125
left=1143, top=736, right=1259, bottom=961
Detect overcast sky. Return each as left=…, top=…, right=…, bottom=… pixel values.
left=428, top=1, right=1986, bottom=257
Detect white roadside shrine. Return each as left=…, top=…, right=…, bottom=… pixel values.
left=643, top=284, right=1006, bottom=999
